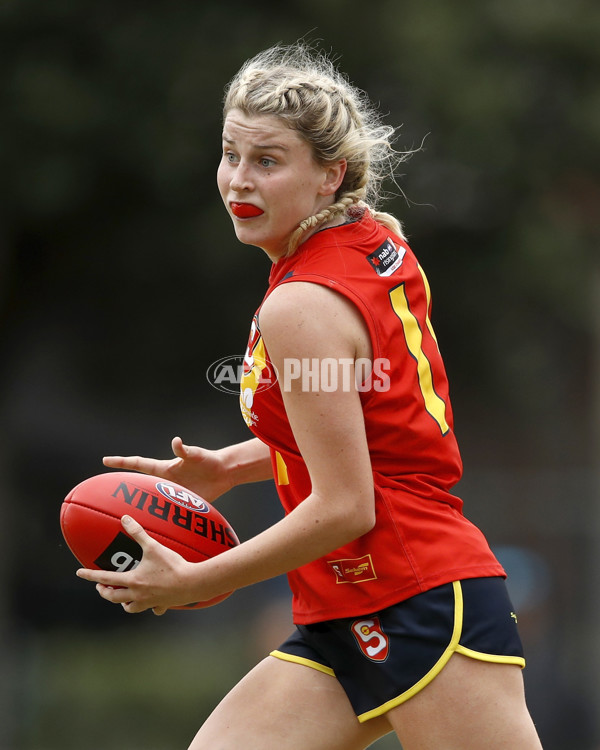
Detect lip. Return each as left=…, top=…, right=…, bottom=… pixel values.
left=230, top=202, right=264, bottom=219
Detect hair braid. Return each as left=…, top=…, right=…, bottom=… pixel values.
left=288, top=194, right=364, bottom=255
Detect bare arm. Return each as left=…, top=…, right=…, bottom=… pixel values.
left=78, top=282, right=376, bottom=611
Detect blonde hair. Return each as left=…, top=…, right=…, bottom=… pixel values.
left=223, top=43, right=409, bottom=254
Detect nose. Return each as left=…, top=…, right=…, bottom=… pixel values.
left=230, top=160, right=253, bottom=192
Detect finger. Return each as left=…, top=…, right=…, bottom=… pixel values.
left=95, top=585, right=149, bottom=612
left=152, top=606, right=168, bottom=616
left=77, top=568, right=128, bottom=586
left=96, top=583, right=131, bottom=603
left=122, top=597, right=157, bottom=614
left=120, top=515, right=155, bottom=550
left=102, top=454, right=159, bottom=475
left=171, top=436, right=188, bottom=460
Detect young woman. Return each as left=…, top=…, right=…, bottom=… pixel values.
left=77, top=44, right=543, bottom=749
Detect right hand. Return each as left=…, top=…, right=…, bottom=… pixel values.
left=103, top=437, right=231, bottom=503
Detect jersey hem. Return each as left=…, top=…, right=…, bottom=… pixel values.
left=290, top=567, right=505, bottom=625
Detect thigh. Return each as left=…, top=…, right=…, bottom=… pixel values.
left=187, top=655, right=392, bottom=750
left=387, top=653, right=543, bottom=750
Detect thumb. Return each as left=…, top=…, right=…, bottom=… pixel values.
left=121, top=515, right=153, bottom=548
left=171, top=436, right=189, bottom=460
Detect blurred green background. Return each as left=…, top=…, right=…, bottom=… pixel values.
left=1, top=1, right=599, bottom=748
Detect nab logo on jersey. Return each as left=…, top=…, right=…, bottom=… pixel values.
left=366, top=238, right=406, bottom=277
left=351, top=617, right=390, bottom=662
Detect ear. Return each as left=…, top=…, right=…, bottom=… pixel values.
left=318, top=159, right=347, bottom=197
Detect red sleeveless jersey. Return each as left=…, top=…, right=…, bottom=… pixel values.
left=240, top=212, right=504, bottom=624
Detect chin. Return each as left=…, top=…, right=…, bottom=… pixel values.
left=234, top=228, right=262, bottom=246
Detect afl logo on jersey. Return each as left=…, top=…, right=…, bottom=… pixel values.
left=366, top=237, right=406, bottom=277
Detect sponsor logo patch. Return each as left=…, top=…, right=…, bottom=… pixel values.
left=366, top=237, right=406, bottom=276
left=328, top=554, right=377, bottom=584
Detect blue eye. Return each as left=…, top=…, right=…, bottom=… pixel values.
left=260, top=158, right=275, bottom=168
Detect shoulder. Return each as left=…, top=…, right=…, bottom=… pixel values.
left=258, top=281, right=367, bottom=360
left=261, top=279, right=342, bottom=318
left=260, top=281, right=347, bottom=338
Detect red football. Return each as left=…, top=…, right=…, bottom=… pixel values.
left=60, top=471, right=239, bottom=609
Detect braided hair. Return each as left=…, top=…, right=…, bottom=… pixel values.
left=223, top=44, right=408, bottom=254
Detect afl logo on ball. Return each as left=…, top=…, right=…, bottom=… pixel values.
left=155, top=482, right=209, bottom=513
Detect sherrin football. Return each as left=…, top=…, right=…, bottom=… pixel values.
left=60, top=471, right=239, bottom=609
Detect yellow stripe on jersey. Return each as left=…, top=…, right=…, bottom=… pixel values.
left=389, top=282, right=450, bottom=435
left=417, top=264, right=439, bottom=349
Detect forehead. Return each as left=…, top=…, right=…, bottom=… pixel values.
left=222, top=109, right=305, bottom=148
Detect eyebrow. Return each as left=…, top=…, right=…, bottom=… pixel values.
left=222, top=136, right=289, bottom=152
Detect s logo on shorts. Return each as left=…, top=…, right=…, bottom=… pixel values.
left=351, top=617, right=390, bottom=662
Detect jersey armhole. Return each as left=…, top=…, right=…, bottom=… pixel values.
left=270, top=273, right=383, bottom=363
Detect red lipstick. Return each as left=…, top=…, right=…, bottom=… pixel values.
left=231, top=202, right=264, bottom=218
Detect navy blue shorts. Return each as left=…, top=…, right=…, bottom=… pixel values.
left=271, top=578, right=525, bottom=722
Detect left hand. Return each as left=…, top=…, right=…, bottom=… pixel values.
left=76, top=515, right=201, bottom=615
